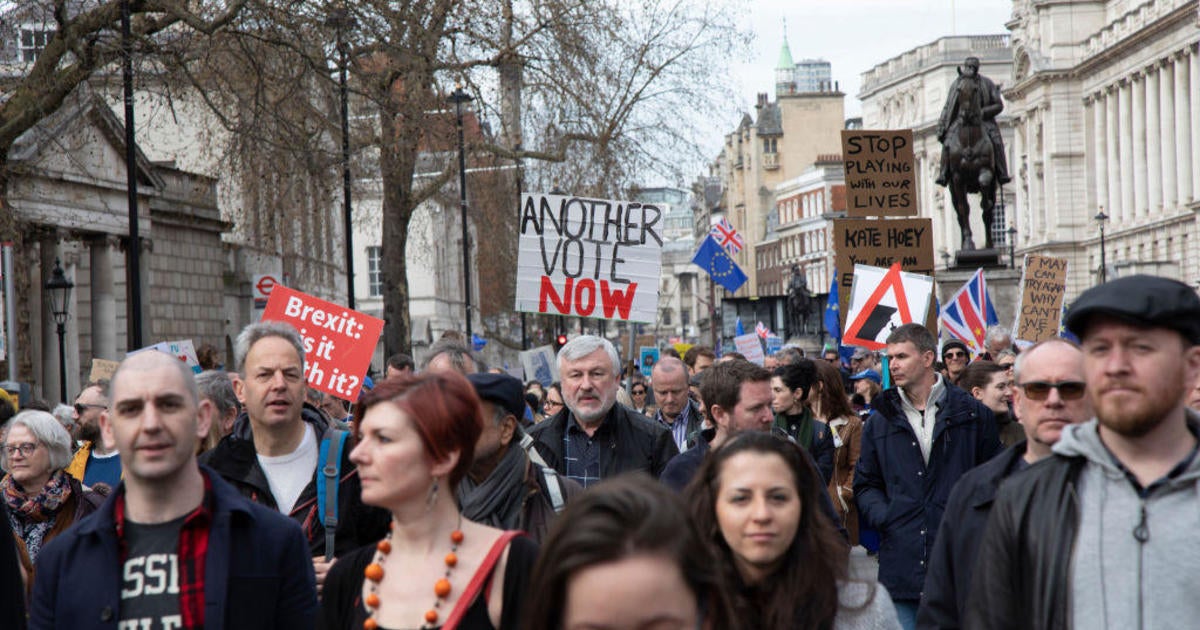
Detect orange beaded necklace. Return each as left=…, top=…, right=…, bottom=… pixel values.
left=362, top=518, right=465, bottom=630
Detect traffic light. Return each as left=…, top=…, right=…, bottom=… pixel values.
left=555, top=334, right=568, bottom=350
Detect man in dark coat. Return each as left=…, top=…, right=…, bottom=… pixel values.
left=199, top=322, right=389, bottom=590
left=918, top=339, right=1089, bottom=629
left=854, top=323, right=1001, bottom=630
left=31, top=351, right=316, bottom=630
left=529, top=336, right=678, bottom=487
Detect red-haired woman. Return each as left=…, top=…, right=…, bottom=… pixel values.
left=319, top=371, right=538, bottom=630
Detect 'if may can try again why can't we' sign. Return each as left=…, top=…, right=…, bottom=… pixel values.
left=515, top=192, right=663, bottom=323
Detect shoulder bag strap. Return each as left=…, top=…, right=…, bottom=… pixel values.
left=317, top=429, right=349, bottom=560
left=442, top=531, right=522, bottom=630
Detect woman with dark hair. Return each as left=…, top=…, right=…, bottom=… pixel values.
left=319, top=371, right=538, bottom=630
left=812, top=360, right=865, bottom=546
left=2, top=410, right=103, bottom=584
left=770, top=360, right=835, bottom=484
left=524, top=474, right=738, bottom=630
left=687, top=432, right=900, bottom=629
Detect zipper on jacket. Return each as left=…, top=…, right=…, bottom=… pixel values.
left=1135, top=499, right=1148, bottom=630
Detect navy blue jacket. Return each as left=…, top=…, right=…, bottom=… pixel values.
left=853, top=381, right=1001, bottom=601
left=918, top=441, right=1027, bottom=629
left=30, top=468, right=318, bottom=630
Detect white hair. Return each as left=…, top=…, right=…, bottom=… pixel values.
left=557, top=335, right=621, bottom=374
left=2, top=410, right=74, bottom=471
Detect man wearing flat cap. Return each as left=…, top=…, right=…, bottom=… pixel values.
left=458, top=373, right=581, bottom=543
left=965, top=275, right=1200, bottom=630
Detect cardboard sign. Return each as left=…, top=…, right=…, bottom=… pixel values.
left=733, top=333, right=765, bottom=366
left=89, top=358, right=120, bottom=382
left=843, top=263, right=935, bottom=350
left=515, top=193, right=663, bottom=323
left=261, top=285, right=384, bottom=401
left=520, top=345, right=559, bottom=387
left=833, top=217, right=934, bottom=330
left=129, top=339, right=202, bottom=374
left=1013, top=254, right=1068, bottom=343
left=842, top=130, right=917, bottom=217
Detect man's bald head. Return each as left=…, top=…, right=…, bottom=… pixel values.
left=112, top=351, right=200, bottom=405
left=651, top=357, right=690, bottom=421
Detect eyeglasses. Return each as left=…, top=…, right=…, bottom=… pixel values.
left=74, top=403, right=107, bottom=415
left=1018, top=381, right=1087, bottom=401
left=543, top=400, right=564, bottom=409
left=631, top=389, right=646, bottom=396
left=944, top=351, right=968, bottom=360
left=3, top=443, right=38, bottom=457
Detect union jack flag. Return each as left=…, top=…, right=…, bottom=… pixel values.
left=755, top=321, right=771, bottom=339
left=710, top=217, right=745, bottom=254
left=939, top=268, right=999, bottom=355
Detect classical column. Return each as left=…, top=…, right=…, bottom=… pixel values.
left=1092, top=93, right=1109, bottom=213
left=1118, top=79, right=1134, bottom=223
left=1145, top=68, right=1161, bottom=213
left=1106, top=85, right=1120, bottom=220
left=1190, top=47, right=1200, bottom=200
left=1013, top=117, right=1026, bottom=237
left=1160, top=60, right=1177, bottom=207
left=89, top=237, right=117, bottom=361
left=1175, top=52, right=1192, bottom=204
left=1131, top=73, right=1147, bottom=218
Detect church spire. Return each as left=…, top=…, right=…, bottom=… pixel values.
left=775, top=18, right=795, bottom=96
left=777, top=18, right=794, bottom=70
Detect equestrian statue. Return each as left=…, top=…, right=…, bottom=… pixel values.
left=787, top=266, right=814, bottom=335
left=935, top=56, right=1011, bottom=251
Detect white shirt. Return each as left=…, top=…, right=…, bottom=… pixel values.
left=257, top=423, right=318, bottom=514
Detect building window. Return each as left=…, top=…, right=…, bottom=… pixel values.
left=662, top=309, right=672, bottom=326
left=367, top=246, right=383, bottom=297
left=681, top=309, right=691, bottom=327
left=19, top=27, right=52, bottom=62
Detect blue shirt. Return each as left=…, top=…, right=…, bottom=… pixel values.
left=82, top=451, right=122, bottom=489
left=562, top=421, right=604, bottom=488
left=656, top=403, right=692, bottom=453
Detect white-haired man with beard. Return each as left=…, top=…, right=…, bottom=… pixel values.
left=965, top=275, right=1200, bottom=629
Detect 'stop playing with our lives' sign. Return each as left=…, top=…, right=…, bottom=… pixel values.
left=514, top=192, right=663, bottom=323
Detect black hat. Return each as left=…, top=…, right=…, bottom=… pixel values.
left=467, top=373, right=526, bottom=419
left=941, top=339, right=970, bottom=359
left=1066, top=275, right=1200, bottom=344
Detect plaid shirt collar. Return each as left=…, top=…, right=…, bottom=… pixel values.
left=115, top=470, right=214, bottom=630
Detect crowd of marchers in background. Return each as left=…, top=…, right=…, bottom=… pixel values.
left=3, top=274, right=1200, bottom=630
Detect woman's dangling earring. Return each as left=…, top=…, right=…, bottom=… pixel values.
left=426, top=477, right=440, bottom=511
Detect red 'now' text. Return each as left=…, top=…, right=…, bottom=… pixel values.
left=539, top=277, right=637, bottom=319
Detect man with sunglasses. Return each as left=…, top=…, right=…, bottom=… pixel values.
left=941, top=339, right=972, bottom=386
left=64, top=380, right=122, bottom=490
left=920, top=339, right=1090, bottom=629
left=966, top=275, right=1200, bottom=629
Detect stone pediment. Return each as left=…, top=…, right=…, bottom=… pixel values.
left=8, top=86, right=162, bottom=192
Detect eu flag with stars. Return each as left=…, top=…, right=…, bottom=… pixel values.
left=824, top=269, right=841, bottom=342
left=693, top=235, right=748, bottom=294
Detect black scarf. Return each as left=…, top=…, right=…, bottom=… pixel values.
left=456, top=443, right=528, bottom=530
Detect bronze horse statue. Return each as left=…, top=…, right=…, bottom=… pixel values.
left=939, top=64, right=1002, bottom=251
left=787, top=268, right=814, bottom=335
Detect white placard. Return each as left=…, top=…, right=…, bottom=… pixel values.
left=520, top=345, right=559, bottom=387
left=515, top=193, right=663, bottom=323
left=843, top=263, right=934, bottom=350
left=733, top=333, right=765, bottom=366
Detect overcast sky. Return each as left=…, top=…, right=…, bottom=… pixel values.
left=730, top=0, right=1013, bottom=118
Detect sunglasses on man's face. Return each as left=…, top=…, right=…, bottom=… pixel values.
left=944, top=351, right=968, bottom=360
left=632, top=389, right=646, bottom=396
left=1018, top=381, right=1087, bottom=401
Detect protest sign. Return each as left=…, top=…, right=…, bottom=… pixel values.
left=262, top=285, right=384, bottom=401
left=1012, top=254, right=1068, bottom=343
left=733, top=333, right=765, bottom=366
left=639, top=347, right=660, bottom=378
left=515, top=193, right=663, bottom=323
left=842, top=130, right=917, bottom=217
left=520, top=345, right=559, bottom=387
left=843, top=263, right=935, bottom=350
left=129, top=339, right=201, bottom=374
left=833, top=217, right=934, bottom=329
left=89, top=359, right=120, bottom=382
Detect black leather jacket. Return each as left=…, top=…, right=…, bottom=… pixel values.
left=963, top=455, right=1085, bottom=630
left=529, top=403, right=679, bottom=482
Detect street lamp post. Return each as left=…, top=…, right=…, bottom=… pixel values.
left=448, top=85, right=475, bottom=338
left=1095, top=210, right=1109, bottom=284
left=121, top=0, right=143, bottom=348
left=45, top=259, right=74, bottom=403
left=1006, top=226, right=1017, bottom=269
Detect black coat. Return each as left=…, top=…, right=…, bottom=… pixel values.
left=0, top=501, right=25, bottom=630
left=853, top=382, right=1001, bottom=601
left=918, top=442, right=1028, bottom=629
left=199, top=406, right=390, bottom=558
left=529, top=403, right=679, bottom=482
left=774, top=411, right=836, bottom=485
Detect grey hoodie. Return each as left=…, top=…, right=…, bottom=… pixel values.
left=1055, top=415, right=1200, bottom=630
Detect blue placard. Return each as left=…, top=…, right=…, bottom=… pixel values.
left=639, top=346, right=660, bottom=378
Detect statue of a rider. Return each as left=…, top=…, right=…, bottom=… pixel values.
left=935, top=56, right=1011, bottom=187
left=787, top=265, right=812, bottom=333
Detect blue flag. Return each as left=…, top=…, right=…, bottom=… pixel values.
left=736, top=317, right=745, bottom=336
left=824, top=270, right=841, bottom=342
left=693, top=235, right=748, bottom=294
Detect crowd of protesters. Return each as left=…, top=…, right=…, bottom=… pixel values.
left=3, top=274, right=1200, bottom=629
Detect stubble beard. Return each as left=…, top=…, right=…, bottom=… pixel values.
left=1097, top=382, right=1182, bottom=438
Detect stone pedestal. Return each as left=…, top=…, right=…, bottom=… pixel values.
left=935, top=265, right=1023, bottom=332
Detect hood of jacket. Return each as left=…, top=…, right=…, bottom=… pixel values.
left=1053, top=411, right=1200, bottom=483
